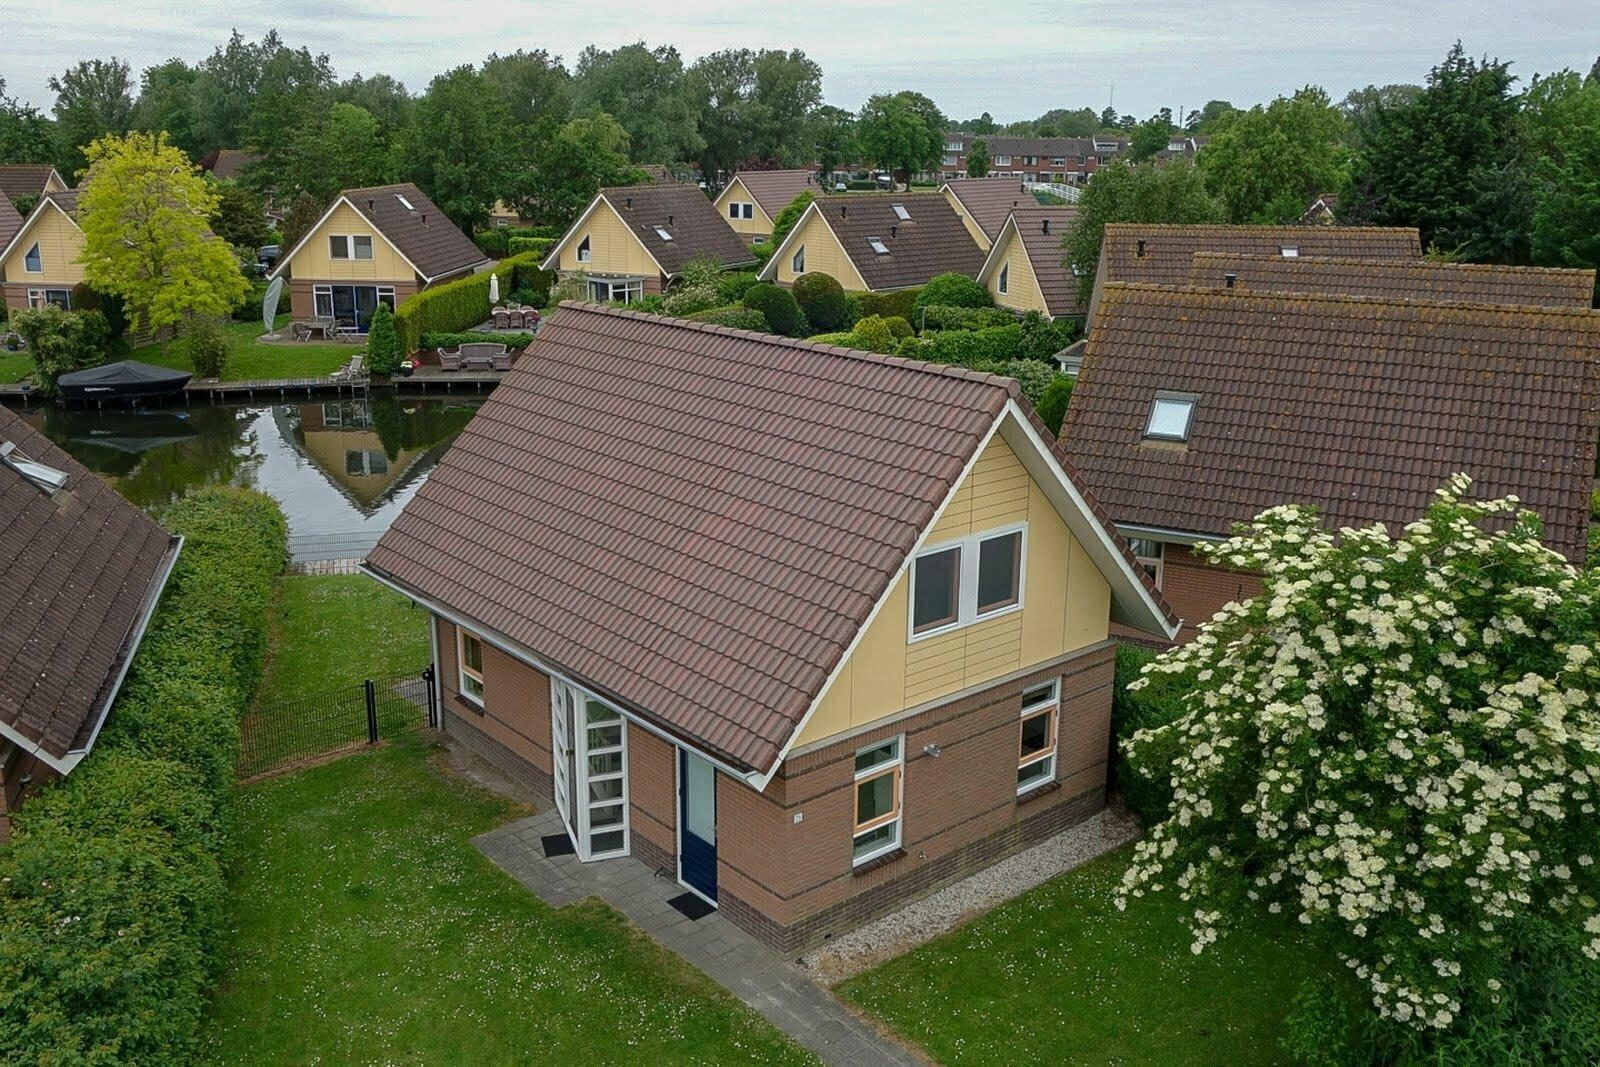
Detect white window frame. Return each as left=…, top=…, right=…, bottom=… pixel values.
left=328, top=234, right=349, bottom=260
left=892, top=203, right=911, bottom=221
left=23, top=241, right=41, bottom=273
left=741, top=202, right=755, bottom=220
left=26, top=288, right=72, bottom=310
left=1280, top=244, right=1300, bottom=258
left=576, top=235, right=592, bottom=263
left=852, top=735, right=904, bottom=865
left=1017, top=680, right=1059, bottom=795
left=868, top=237, right=890, bottom=255
left=587, top=277, right=644, bottom=304
left=352, top=234, right=374, bottom=260
left=791, top=246, right=805, bottom=274
left=654, top=226, right=674, bottom=241
left=1127, top=537, right=1165, bottom=588
left=313, top=284, right=334, bottom=318
left=457, top=627, right=485, bottom=706
left=993, top=154, right=1012, bottom=166
left=728, top=202, right=741, bottom=220
left=1144, top=392, right=1198, bottom=442
left=998, top=262, right=1009, bottom=294
left=908, top=522, right=1028, bottom=642
left=752, top=235, right=767, bottom=245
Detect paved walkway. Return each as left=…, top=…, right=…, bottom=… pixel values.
left=475, top=809, right=923, bottom=1066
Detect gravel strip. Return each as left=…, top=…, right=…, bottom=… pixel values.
left=797, top=805, right=1142, bottom=986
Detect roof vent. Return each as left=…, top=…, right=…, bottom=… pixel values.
left=626, top=196, right=633, bottom=209
left=890, top=223, right=898, bottom=238
left=0, top=441, right=68, bottom=497
left=841, top=204, right=847, bottom=218
left=367, top=198, right=375, bottom=211
left=1136, top=239, right=1147, bottom=257
left=420, top=213, right=427, bottom=226
left=1224, top=272, right=1237, bottom=289
left=1042, top=219, right=1050, bottom=234
left=668, top=213, right=674, bottom=227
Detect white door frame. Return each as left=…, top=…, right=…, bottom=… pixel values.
left=550, top=675, right=630, bottom=862
left=674, top=744, right=718, bottom=907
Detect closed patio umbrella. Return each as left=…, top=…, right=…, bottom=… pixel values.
left=489, top=273, right=500, bottom=305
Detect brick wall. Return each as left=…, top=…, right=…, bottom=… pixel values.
left=1113, top=544, right=1263, bottom=646
left=436, top=616, right=553, bottom=797
left=0, top=740, right=51, bottom=843
left=629, top=727, right=676, bottom=877
left=286, top=278, right=421, bottom=322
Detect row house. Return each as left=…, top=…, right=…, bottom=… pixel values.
left=936, top=133, right=1127, bottom=184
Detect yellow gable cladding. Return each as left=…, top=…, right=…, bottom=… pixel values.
left=3, top=205, right=85, bottom=285
left=556, top=199, right=661, bottom=277
left=988, top=226, right=1048, bottom=315
left=289, top=201, right=417, bottom=282
left=774, top=210, right=868, bottom=290
left=714, top=177, right=775, bottom=239
left=793, top=434, right=1111, bottom=748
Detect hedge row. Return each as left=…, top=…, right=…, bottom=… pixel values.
left=683, top=305, right=768, bottom=330
left=1110, top=644, right=1193, bottom=825
left=508, top=235, right=556, bottom=258
left=0, top=487, right=287, bottom=1064
left=393, top=251, right=551, bottom=353
left=850, top=287, right=921, bottom=323
left=473, top=224, right=564, bottom=258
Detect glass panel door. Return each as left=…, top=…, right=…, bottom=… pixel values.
left=550, top=678, right=629, bottom=861
left=550, top=680, right=576, bottom=831
left=679, top=749, right=717, bottom=902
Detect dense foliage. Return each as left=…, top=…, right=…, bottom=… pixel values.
left=1120, top=478, right=1600, bottom=1057
left=912, top=273, right=993, bottom=318
left=683, top=305, right=769, bottom=330
left=1065, top=159, right=1225, bottom=306
left=740, top=282, right=803, bottom=336
left=0, top=488, right=286, bottom=1064
left=1035, top=373, right=1075, bottom=436
left=392, top=251, right=548, bottom=352
left=364, top=301, right=402, bottom=374
left=791, top=271, right=848, bottom=330
left=1198, top=87, right=1351, bottom=223
left=178, top=314, right=230, bottom=378
left=8, top=305, right=111, bottom=395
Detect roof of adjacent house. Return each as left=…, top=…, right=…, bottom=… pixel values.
left=274, top=183, right=488, bottom=283
left=1188, top=252, right=1597, bottom=308
left=766, top=193, right=986, bottom=291
left=569, top=183, right=758, bottom=276
left=0, top=164, right=67, bottom=202
left=942, top=178, right=1039, bottom=241
left=1099, top=223, right=1423, bottom=287
left=0, top=193, right=21, bottom=255
left=946, top=134, right=1127, bottom=159
left=208, top=149, right=260, bottom=182
left=0, top=406, right=181, bottom=771
left=367, top=303, right=1172, bottom=776
left=1062, top=284, right=1600, bottom=561
left=987, top=205, right=1080, bottom=316
left=637, top=164, right=677, bottom=184
left=727, top=169, right=818, bottom=218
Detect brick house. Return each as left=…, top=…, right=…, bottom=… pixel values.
left=1185, top=252, right=1597, bottom=307
left=1061, top=283, right=1600, bottom=644
left=364, top=303, right=1175, bottom=950
left=0, top=406, right=182, bottom=839
left=975, top=205, right=1082, bottom=320
left=712, top=169, right=820, bottom=246
left=268, top=183, right=489, bottom=331
left=757, top=193, right=985, bottom=294
left=937, top=133, right=1127, bottom=183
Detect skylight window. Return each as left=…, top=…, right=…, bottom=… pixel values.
left=868, top=237, right=890, bottom=255
left=396, top=193, right=415, bottom=210
left=0, top=441, right=69, bottom=496
left=891, top=203, right=911, bottom=221
left=1144, top=393, right=1197, bottom=442
left=654, top=226, right=674, bottom=241
left=1280, top=244, right=1299, bottom=257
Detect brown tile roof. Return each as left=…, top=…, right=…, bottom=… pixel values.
left=599, top=183, right=758, bottom=275
left=0, top=194, right=20, bottom=255
left=804, top=193, right=985, bottom=292
left=1062, top=284, right=1600, bottom=562
left=947, top=134, right=1125, bottom=159
left=943, top=178, right=1039, bottom=241
left=1006, top=205, right=1081, bottom=316
left=637, top=164, right=677, bottom=184
left=1100, top=223, right=1423, bottom=288
left=367, top=303, right=1168, bottom=772
left=731, top=169, right=819, bottom=218
left=0, top=164, right=66, bottom=202
left=1188, top=253, right=1597, bottom=308
left=208, top=149, right=260, bottom=182
left=0, top=406, right=180, bottom=768
left=336, top=183, right=487, bottom=282
left=41, top=189, right=81, bottom=220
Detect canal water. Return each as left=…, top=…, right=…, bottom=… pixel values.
left=8, top=395, right=483, bottom=561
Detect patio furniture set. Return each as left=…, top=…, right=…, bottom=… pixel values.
left=439, top=342, right=512, bottom=372
left=492, top=306, right=541, bottom=330
left=292, top=317, right=364, bottom=343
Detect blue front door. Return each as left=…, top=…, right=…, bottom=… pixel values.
left=679, top=749, right=717, bottom=902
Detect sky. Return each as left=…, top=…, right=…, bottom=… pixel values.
left=4, top=0, right=1594, bottom=123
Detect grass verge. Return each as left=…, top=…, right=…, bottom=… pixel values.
left=255, top=573, right=431, bottom=707
left=133, top=317, right=351, bottom=381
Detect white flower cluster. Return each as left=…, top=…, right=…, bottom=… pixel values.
left=1118, top=477, right=1600, bottom=1031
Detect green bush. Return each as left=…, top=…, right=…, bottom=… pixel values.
left=419, top=331, right=535, bottom=350
left=474, top=225, right=563, bottom=257
left=913, top=273, right=992, bottom=319
left=0, top=488, right=286, bottom=1064
left=904, top=323, right=1023, bottom=366
left=179, top=316, right=230, bottom=379
left=9, top=306, right=110, bottom=397
left=364, top=302, right=402, bottom=374
left=792, top=272, right=848, bottom=331
left=854, top=287, right=921, bottom=324
left=1110, top=644, right=1193, bottom=825
left=393, top=251, right=548, bottom=352
left=716, top=270, right=762, bottom=305
left=1017, top=311, right=1079, bottom=362
left=741, top=283, right=803, bottom=336
left=919, top=304, right=1017, bottom=332
left=845, top=179, right=880, bottom=190
left=1035, top=374, right=1074, bottom=435
left=806, top=330, right=855, bottom=346
left=233, top=280, right=270, bottom=323
left=684, top=305, right=769, bottom=330
left=768, top=191, right=814, bottom=250
left=663, top=283, right=723, bottom=318
left=507, top=235, right=556, bottom=259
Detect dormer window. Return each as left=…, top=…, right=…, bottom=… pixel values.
left=654, top=226, right=674, bottom=241
left=891, top=203, right=910, bottom=221
left=1144, top=393, right=1197, bottom=442
left=868, top=237, right=890, bottom=255
left=577, top=235, right=591, bottom=263
left=24, top=242, right=41, bottom=272
left=1280, top=244, right=1299, bottom=257
left=0, top=441, right=68, bottom=496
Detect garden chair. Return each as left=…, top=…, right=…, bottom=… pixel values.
left=492, top=307, right=510, bottom=329
left=491, top=350, right=512, bottom=371
left=438, top=348, right=463, bottom=371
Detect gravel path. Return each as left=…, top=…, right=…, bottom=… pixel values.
left=797, top=805, right=1142, bottom=986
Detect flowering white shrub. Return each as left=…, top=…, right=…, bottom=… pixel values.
left=1119, top=476, right=1600, bottom=1036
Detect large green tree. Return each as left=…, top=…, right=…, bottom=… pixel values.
left=77, top=131, right=249, bottom=335
left=1127, top=115, right=1173, bottom=163
left=331, top=73, right=414, bottom=137
left=808, top=105, right=857, bottom=183
left=1064, top=160, right=1224, bottom=305
left=0, top=78, right=55, bottom=165
left=1338, top=83, right=1421, bottom=149
left=189, top=30, right=331, bottom=160
left=130, top=59, right=202, bottom=160
left=208, top=180, right=272, bottom=251
left=1184, top=99, right=1238, bottom=134
left=1344, top=43, right=1529, bottom=261
left=572, top=43, right=702, bottom=165
left=689, top=49, right=822, bottom=179
left=1198, top=86, right=1350, bottom=223
left=403, top=66, right=516, bottom=233
left=50, top=58, right=134, bottom=177
left=513, top=113, right=642, bottom=228
left=857, top=90, right=944, bottom=188
left=1523, top=70, right=1600, bottom=303
left=276, top=102, right=388, bottom=203
left=481, top=49, right=570, bottom=130
left=966, top=138, right=990, bottom=178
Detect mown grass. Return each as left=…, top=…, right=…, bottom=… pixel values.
left=838, top=846, right=1335, bottom=1065
left=202, top=736, right=813, bottom=1064
left=255, top=574, right=431, bottom=707
left=0, top=351, right=33, bottom=383
left=134, top=316, right=351, bottom=381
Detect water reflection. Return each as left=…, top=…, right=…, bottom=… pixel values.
left=12, top=395, right=481, bottom=560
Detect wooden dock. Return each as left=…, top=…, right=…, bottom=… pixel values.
left=2, top=368, right=506, bottom=406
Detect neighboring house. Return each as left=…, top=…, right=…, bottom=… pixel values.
left=540, top=184, right=757, bottom=302
left=269, top=183, right=490, bottom=331
left=1086, top=222, right=1424, bottom=325
left=938, top=133, right=1127, bottom=183
left=204, top=149, right=261, bottom=182
left=1300, top=193, right=1339, bottom=225
left=0, top=190, right=86, bottom=313
left=0, top=405, right=182, bottom=840
left=1062, top=284, right=1600, bottom=643
left=0, top=194, right=21, bottom=266
left=940, top=178, right=1040, bottom=249
left=0, top=164, right=69, bottom=208
left=364, top=303, right=1175, bottom=950
left=712, top=169, right=819, bottom=244
left=758, top=193, right=985, bottom=293
left=975, top=205, right=1081, bottom=319
left=1187, top=252, right=1597, bottom=308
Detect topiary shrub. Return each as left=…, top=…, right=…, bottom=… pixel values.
left=1035, top=373, right=1075, bottom=435
left=178, top=316, right=230, bottom=379
left=854, top=287, right=920, bottom=324
left=684, top=305, right=769, bottom=330
left=741, top=283, right=802, bottom=336
left=912, top=272, right=993, bottom=319
left=792, top=272, right=848, bottom=331
left=364, top=302, right=402, bottom=375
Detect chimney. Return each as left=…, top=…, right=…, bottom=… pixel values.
left=367, top=198, right=375, bottom=211
left=668, top=213, right=674, bottom=226
left=891, top=223, right=898, bottom=238
left=1042, top=219, right=1050, bottom=235
left=1224, top=273, right=1237, bottom=289
left=420, top=213, right=427, bottom=226
left=626, top=196, right=633, bottom=209
left=841, top=204, right=847, bottom=218
left=1136, top=239, right=1146, bottom=257
left=1019, top=182, right=1025, bottom=192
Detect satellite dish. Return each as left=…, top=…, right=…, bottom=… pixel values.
left=262, top=276, right=285, bottom=336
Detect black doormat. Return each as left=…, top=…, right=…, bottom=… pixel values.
left=541, top=833, right=576, bottom=858
left=667, top=891, right=716, bottom=921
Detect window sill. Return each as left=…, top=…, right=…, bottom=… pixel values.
left=454, top=694, right=486, bottom=716
left=852, top=847, right=906, bottom=877
left=1016, top=780, right=1061, bottom=806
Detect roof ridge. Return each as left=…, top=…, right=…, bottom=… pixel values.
left=1102, top=282, right=1600, bottom=321
left=1189, top=251, right=1596, bottom=277
left=552, top=302, right=1023, bottom=392
left=1105, top=222, right=1422, bottom=235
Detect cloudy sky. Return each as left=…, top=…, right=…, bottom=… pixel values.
left=4, top=1, right=1593, bottom=121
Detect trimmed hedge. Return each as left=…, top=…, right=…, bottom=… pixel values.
left=853, top=287, right=921, bottom=323
left=419, top=330, right=535, bottom=350
left=684, top=305, right=769, bottom=330
left=1110, top=644, right=1193, bottom=826
left=792, top=272, right=848, bottom=331
left=393, top=251, right=551, bottom=353
left=473, top=224, right=564, bottom=258
left=715, top=271, right=762, bottom=306
left=507, top=235, right=556, bottom=258
left=919, top=304, right=1017, bottom=332
left=900, top=323, right=1024, bottom=365
left=912, top=273, right=993, bottom=316
left=0, top=488, right=287, bottom=1064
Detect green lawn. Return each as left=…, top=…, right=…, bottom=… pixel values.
left=133, top=315, right=351, bottom=381
left=255, top=574, right=431, bottom=707
left=203, top=736, right=812, bottom=1064
left=837, top=847, right=1334, bottom=1065
left=0, top=351, right=31, bottom=384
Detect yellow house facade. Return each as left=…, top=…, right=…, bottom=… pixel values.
left=768, top=208, right=868, bottom=290
left=0, top=192, right=87, bottom=313
left=712, top=175, right=777, bottom=241
left=978, top=218, right=1049, bottom=316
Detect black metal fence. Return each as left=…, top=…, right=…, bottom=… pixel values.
left=237, top=666, right=437, bottom=779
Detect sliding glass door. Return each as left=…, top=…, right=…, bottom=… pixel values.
left=311, top=285, right=396, bottom=331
